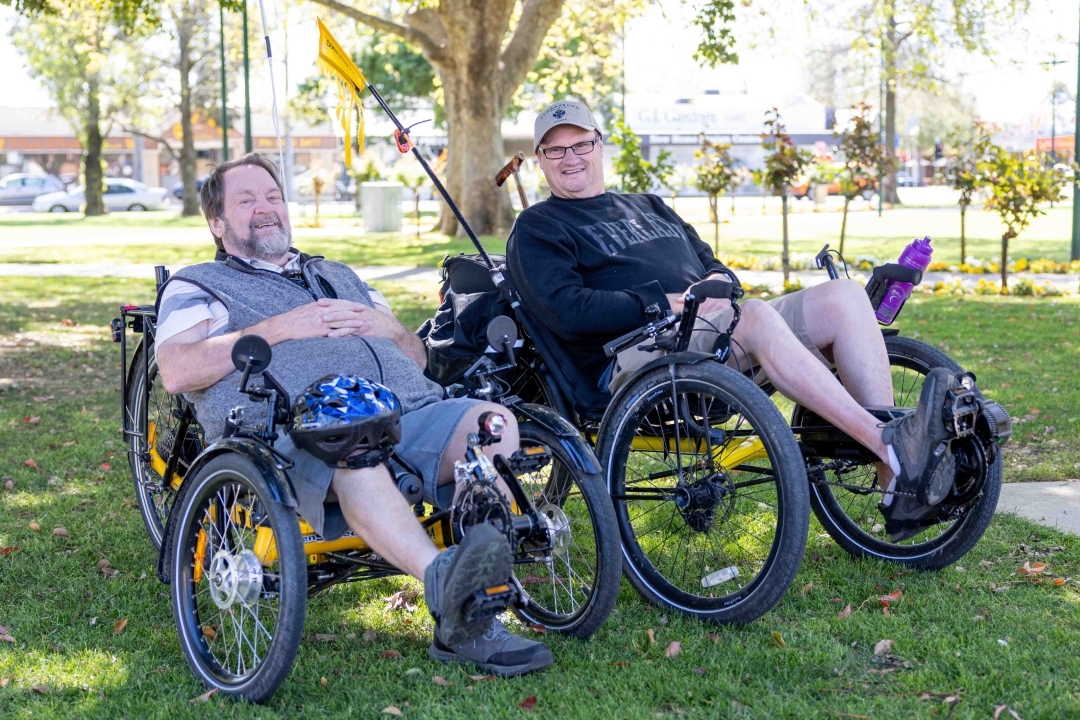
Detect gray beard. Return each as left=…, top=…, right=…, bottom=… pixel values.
left=223, top=217, right=291, bottom=261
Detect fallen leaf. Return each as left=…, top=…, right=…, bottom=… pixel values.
left=0, top=634, right=14, bottom=643
left=189, top=688, right=218, bottom=703
left=1018, top=561, right=1046, bottom=576
left=99, top=463, right=112, bottom=472
left=384, top=589, right=419, bottom=612
left=838, top=604, right=852, bottom=619
left=829, top=597, right=843, bottom=603
left=608, top=662, right=630, bottom=668
left=320, top=677, right=327, bottom=687
left=23, top=416, right=40, bottom=424
left=0, top=678, right=8, bottom=687
left=665, top=641, right=681, bottom=658
left=89, top=617, right=97, bottom=626
left=381, top=707, right=403, bottom=717
left=113, top=619, right=128, bottom=635
left=706, top=633, right=719, bottom=643
left=1053, top=578, right=1065, bottom=586
left=693, top=667, right=707, bottom=675
left=202, top=626, right=216, bottom=641
left=62, top=441, right=77, bottom=447
left=59, top=318, right=76, bottom=327
left=868, top=667, right=897, bottom=675
left=314, top=634, right=338, bottom=642
left=30, top=685, right=49, bottom=694
left=24, top=459, right=38, bottom=469
left=467, top=674, right=496, bottom=682
left=381, top=650, right=402, bottom=658
left=363, top=628, right=377, bottom=642
left=871, top=523, right=884, bottom=533
left=101, top=567, right=119, bottom=578
left=97, top=559, right=110, bottom=569
left=529, top=623, right=547, bottom=634
left=3, top=480, right=11, bottom=492
left=432, top=676, right=451, bottom=687
left=519, top=695, right=537, bottom=712
left=880, top=589, right=903, bottom=603
left=770, top=631, right=786, bottom=649
left=28, top=523, right=40, bottom=532
left=52, top=527, right=70, bottom=538
left=404, top=668, right=421, bottom=677
left=0, top=624, right=9, bottom=634
left=882, top=607, right=892, bottom=617
left=0, top=547, right=19, bottom=557
left=955, top=565, right=966, bottom=572
left=993, top=707, right=1007, bottom=720
left=981, top=560, right=993, bottom=569
left=873, top=639, right=893, bottom=656
left=647, top=628, right=656, bottom=645
left=799, top=583, right=813, bottom=596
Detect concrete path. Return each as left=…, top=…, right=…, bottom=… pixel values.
left=0, top=263, right=1075, bottom=293
left=996, top=481, right=1080, bottom=536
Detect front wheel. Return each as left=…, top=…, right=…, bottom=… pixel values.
left=597, top=362, right=810, bottom=624
left=171, top=452, right=306, bottom=703
left=801, top=334, right=1003, bottom=570
left=511, top=422, right=620, bottom=638
left=128, top=203, right=147, bottom=211
left=49, top=205, right=67, bottom=213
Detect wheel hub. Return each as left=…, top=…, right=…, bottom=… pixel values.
left=674, top=475, right=731, bottom=533
left=537, top=503, right=571, bottom=557
left=208, top=549, right=263, bottom=609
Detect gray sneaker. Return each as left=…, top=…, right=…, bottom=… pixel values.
left=424, top=523, right=513, bottom=648
left=429, top=617, right=554, bottom=677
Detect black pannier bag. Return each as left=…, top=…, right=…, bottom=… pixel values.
left=417, top=253, right=513, bottom=385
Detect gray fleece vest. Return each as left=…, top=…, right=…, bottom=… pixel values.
left=158, top=252, right=444, bottom=442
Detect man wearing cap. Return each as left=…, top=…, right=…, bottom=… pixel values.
left=507, top=100, right=962, bottom=539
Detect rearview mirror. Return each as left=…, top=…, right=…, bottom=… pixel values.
left=231, top=335, right=272, bottom=374
left=486, top=316, right=518, bottom=353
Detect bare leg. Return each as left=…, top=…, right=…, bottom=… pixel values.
left=331, top=464, right=439, bottom=580
left=728, top=298, right=890, bottom=467
left=436, top=402, right=520, bottom=500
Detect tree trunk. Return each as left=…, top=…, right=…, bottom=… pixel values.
left=710, top=193, right=719, bottom=253
left=83, top=80, right=106, bottom=217
left=670, top=191, right=676, bottom=213
left=839, top=195, right=851, bottom=256
left=414, top=190, right=421, bottom=236
left=882, top=14, right=901, bottom=205
left=781, top=193, right=790, bottom=284
left=436, top=63, right=514, bottom=237
left=1000, top=230, right=1010, bottom=293
left=959, top=202, right=967, bottom=264
left=178, top=20, right=200, bottom=217
left=731, top=192, right=735, bottom=215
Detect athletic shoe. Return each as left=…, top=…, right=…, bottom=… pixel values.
left=424, top=523, right=513, bottom=648
left=429, top=617, right=554, bottom=677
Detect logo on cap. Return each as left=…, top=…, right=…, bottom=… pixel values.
left=553, top=109, right=566, bottom=119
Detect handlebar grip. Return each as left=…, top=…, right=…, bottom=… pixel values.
left=603, top=329, right=643, bottom=358
left=688, top=279, right=743, bottom=301
left=872, top=264, right=923, bottom=286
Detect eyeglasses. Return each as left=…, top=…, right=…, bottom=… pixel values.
left=539, top=134, right=600, bottom=160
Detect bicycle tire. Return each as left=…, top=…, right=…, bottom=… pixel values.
left=800, top=334, right=1003, bottom=570
left=597, top=362, right=809, bottom=624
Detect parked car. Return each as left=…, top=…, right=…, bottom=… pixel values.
left=790, top=174, right=877, bottom=200
left=0, top=173, right=66, bottom=205
left=32, top=178, right=169, bottom=213
left=172, top=173, right=209, bottom=199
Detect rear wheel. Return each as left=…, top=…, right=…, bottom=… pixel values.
left=171, top=452, right=306, bottom=703
left=127, top=341, right=204, bottom=549
left=511, top=422, right=620, bottom=638
left=49, top=205, right=67, bottom=213
left=128, top=203, right=147, bottom=212
left=597, top=362, right=809, bottom=624
left=800, top=334, right=1002, bottom=570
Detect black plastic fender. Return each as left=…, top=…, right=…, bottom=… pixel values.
left=513, top=402, right=602, bottom=476
left=156, top=438, right=298, bottom=584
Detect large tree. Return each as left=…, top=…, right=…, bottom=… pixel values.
left=12, top=0, right=143, bottom=215
left=309, top=0, right=737, bottom=235
left=838, top=0, right=1027, bottom=205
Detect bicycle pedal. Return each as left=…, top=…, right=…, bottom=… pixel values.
left=508, top=446, right=551, bottom=474
left=943, top=386, right=980, bottom=439
left=462, top=583, right=518, bottom=622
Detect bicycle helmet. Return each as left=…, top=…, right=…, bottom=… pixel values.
left=289, top=375, right=402, bottom=466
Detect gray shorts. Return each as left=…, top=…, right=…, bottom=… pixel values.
left=276, top=397, right=484, bottom=540
left=608, top=288, right=832, bottom=393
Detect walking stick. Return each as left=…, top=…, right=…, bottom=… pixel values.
left=495, top=152, right=529, bottom=210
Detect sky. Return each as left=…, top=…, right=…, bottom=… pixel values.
left=1, top=0, right=1077, bottom=137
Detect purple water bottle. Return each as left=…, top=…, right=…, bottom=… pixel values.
left=875, top=236, right=933, bottom=324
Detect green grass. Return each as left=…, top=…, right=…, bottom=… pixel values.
left=2, top=278, right=1080, bottom=718
left=2, top=202, right=1075, bottom=269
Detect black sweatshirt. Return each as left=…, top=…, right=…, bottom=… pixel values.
left=507, top=191, right=732, bottom=388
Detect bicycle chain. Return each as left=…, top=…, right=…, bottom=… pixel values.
left=807, top=463, right=919, bottom=499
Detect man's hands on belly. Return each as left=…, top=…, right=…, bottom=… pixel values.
left=317, top=298, right=428, bottom=370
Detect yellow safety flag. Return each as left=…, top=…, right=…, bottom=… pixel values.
left=316, top=18, right=367, bottom=167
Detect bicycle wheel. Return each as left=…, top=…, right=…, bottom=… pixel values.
left=171, top=452, right=306, bottom=703
left=596, top=362, right=809, bottom=624
left=127, top=341, right=204, bottom=549
left=800, top=334, right=1003, bottom=570
left=511, top=422, right=620, bottom=638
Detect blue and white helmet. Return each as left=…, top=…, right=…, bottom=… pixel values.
left=289, top=375, right=401, bottom=465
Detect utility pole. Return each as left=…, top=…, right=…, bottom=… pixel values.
left=1072, top=7, right=1080, bottom=262
left=1040, top=56, right=1066, bottom=162
left=242, top=0, right=252, bottom=154
left=219, top=3, right=228, bottom=163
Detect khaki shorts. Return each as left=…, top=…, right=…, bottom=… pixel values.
left=607, top=288, right=833, bottom=394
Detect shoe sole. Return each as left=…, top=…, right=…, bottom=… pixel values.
left=428, top=641, right=555, bottom=677
left=438, top=524, right=513, bottom=648
left=893, top=368, right=955, bottom=487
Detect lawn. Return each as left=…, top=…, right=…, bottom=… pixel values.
left=1, top=277, right=1079, bottom=719
left=2, top=201, right=1075, bottom=270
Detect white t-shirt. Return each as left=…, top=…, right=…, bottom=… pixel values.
left=155, top=252, right=391, bottom=346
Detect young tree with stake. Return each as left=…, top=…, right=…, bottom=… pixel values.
left=835, top=102, right=889, bottom=255
left=945, top=124, right=984, bottom=265
left=694, top=138, right=738, bottom=253
left=760, top=108, right=811, bottom=284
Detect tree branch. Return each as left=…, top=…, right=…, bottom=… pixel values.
left=307, top=0, right=445, bottom=64
left=122, top=126, right=180, bottom=161
left=499, top=0, right=566, bottom=101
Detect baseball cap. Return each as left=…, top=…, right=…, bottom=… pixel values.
left=534, top=100, right=601, bottom=152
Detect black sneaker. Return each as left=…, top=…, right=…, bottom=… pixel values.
left=429, top=617, right=554, bottom=677
left=424, top=523, right=513, bottom=648
left=878, top=367, right=960, bottom=540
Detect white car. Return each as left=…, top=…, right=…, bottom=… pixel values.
left=32, top=178, right=169, bottom=213
left=0, top=173, right=66, bottom=205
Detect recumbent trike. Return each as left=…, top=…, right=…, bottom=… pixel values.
left=112, top=269, right=621, bottom=703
